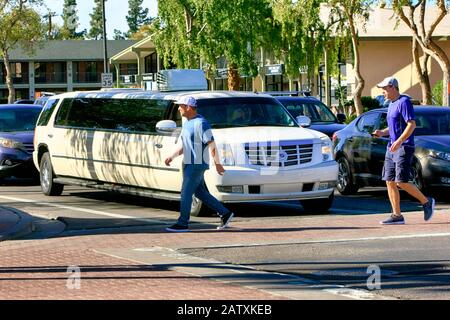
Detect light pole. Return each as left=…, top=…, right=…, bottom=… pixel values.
left=102, top=0, right=109, bottom=74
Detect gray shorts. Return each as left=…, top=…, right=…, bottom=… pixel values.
left=382, top=146, right=415, bottom=183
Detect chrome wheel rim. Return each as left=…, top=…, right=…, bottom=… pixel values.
left=41, top=161, right=50, bottom=192
left=337, top=160, right=349, bottom=190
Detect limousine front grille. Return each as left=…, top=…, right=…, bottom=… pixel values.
left=245, top=142, right=314, bottom=167
left=22, top=143, right=34, bottom=154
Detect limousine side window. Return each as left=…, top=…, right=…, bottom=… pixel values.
left=36, top=99, right=60, bottom=126
left=54, top=98, right=170, bottom=133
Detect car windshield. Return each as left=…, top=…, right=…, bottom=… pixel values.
left=279, top=100, right=337, bottom=123
left=195, top=97, right=297, bottom=128
left=0, top=108, right=41, bottom=132
left=415, top=111, right=450, bottom=135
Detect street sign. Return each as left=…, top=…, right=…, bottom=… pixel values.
left=101, top=73, right=113, bottom=88
left=265, top=64, right=284, bottom=76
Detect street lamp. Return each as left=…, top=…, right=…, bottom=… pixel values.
left=102, top=0, right=109, bottom=74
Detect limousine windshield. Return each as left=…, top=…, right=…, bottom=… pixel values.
left=195, top=97, right=297, bottom=129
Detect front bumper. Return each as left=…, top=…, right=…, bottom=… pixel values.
left=0, top=145, right=37, bottom=179
left=205, top=161, right=338, bottom=202
left=421, top=156, right=450, bottom=187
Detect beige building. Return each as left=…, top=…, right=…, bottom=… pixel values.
left=349, top=6, right=450, bottom=101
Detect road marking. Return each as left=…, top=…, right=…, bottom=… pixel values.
left=185, top=232, right=450, bottom=250
left=0, top=195, right=167, bottom=225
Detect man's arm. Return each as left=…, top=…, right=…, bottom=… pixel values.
left=372, top=127, right=389, bottom=137
left=207, top=140, right=225, bottom=176
left=165, top=145, right=183, bottom=166
left=389, top=120, right=416, bottom=152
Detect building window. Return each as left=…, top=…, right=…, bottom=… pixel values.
left=145, top=52, right=158, bottom=74
left=119, top=63, right=138, bottom=76
left=0, top=62, right=29, bottom=84
left=35, top=62, right=67, bottom=84
left=73, top=61, right=103, bottom=83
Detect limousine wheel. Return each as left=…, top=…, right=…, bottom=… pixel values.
left=300, top=193, right=334, bottom=213
left=40, top=152, right=64, bottom=196
left=190, top=196, right=213, bottom=217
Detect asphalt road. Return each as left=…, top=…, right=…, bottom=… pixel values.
left=1, top=178, right=450, bottom=300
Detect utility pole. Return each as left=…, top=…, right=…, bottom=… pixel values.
left=43, top=11, right=57, bottom=40
left=102, top=0, right=109, bottom=73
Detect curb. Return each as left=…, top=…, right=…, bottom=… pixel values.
left=0, top=207, right=35, bottom=241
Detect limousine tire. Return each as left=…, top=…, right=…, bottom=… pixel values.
left=336, top=157, right=359, bottom=195
left=40, top=152, right=64, bottom=196
left=190, top=196, right=213, bottom=217
left=300, top=193, right=334, bottom=213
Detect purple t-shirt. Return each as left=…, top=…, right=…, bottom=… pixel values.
left=386, top=95, right=415, bottom=148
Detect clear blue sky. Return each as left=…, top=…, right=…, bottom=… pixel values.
left=41, top=0, right=158, bottom=38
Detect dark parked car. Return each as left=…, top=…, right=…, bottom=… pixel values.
left=0, top=104, right=42, bottom=180
left=332, top=106, right=450, bottom=194
left=274, top=96, right=347, bottom=138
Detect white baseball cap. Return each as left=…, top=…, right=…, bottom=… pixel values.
left=377, top=76, right=399, bottom=88
left=174, top=96, right=197, bottom=107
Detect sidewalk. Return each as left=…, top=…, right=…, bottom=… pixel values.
left=0, top=206, right=34, bottom=241
left=0, top=207, right=449, bottom=300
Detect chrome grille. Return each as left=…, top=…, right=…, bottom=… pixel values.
left=245, top=141, right=314, bottom=167
left=22, top=143, right=34, bottom=154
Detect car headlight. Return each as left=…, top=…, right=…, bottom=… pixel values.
left=321, top=136, right=333, bottom=161
left=0, top=138, right=24, bottom=149
left=430, top=150, right=450, bottom=161
left=218, top=143, right=235, bottom=166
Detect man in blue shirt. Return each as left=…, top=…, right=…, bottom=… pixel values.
left=373, top=77, right=435, bottom=225
left=164, top=96, right=234, bottom=232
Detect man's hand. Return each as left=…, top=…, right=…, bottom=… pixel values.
left=372, top=129, right=384, bottom=138
left=215, top=163, right=225, bottom=176
left=165, top=157, right=173, bottom=166
left=389, top=139, right=403, bottom=152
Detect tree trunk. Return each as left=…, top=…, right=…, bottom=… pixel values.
left=2, top=50, right=15, bottom=104
left=347, top=14, right=364, bottom=116
left=412, top=37, right=432, bottom=105
left=227, top=63, right=240, bottom=91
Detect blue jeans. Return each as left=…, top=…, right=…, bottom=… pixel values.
left=178, top=165, right=230, bottom=226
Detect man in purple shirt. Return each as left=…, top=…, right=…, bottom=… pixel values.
left=373, top=77, right=435, bottom=225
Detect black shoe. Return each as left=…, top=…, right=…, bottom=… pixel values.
left=380, top=214, right=405, bottom=225
left=166, top=223, right=189, bottom=232
left=423, top=197, right=435, bottom=221
left=217, top=212, right=234, bottom=230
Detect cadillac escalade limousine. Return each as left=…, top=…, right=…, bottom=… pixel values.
left=33, top=69, right=338, bottom=215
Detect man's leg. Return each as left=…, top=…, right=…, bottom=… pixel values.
left=194, top=177, right=230, bottom=216
left=178, top=166, right=204, bottom=227
left=396, top=182, right=428, bottom=205
left=386, top=181, right=402, bottom=216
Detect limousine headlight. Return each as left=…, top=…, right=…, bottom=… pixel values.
left=0, top=138, right=23, bottom=149
left=430, top=150, right=450, bottom=161
left=321, top=137, right=333, bottom=161
left=218, top=143, right=235, bottom=166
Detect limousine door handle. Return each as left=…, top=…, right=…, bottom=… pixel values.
left=47, top=134, right=54, bottom=138
left=154, top=143, right=163, bottom=149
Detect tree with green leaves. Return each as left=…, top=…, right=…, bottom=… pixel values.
left=152, top=0, right=274, bottom=90
left=0, top=0, right=45, bottom=103
left=89, top=0, right=104, bottom=40
left=126, top=0, right=152, bottom=37
left=391, top=0, right=449, bottom=106
left=327, top=0, right=375, bottom=116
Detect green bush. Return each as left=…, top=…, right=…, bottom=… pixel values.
left=361, top=96, right=381, bottom=112
left=432, top=80, right=443, bottom=105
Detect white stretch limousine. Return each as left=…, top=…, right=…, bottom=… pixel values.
left=33, top=70, right=338, bottom=215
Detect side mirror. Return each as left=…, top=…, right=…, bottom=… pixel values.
left=156, top=120, right=177, bottom=134
left=336, top=113, right=347, bottom=124
left=296, top=115, right=312, bottom=128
